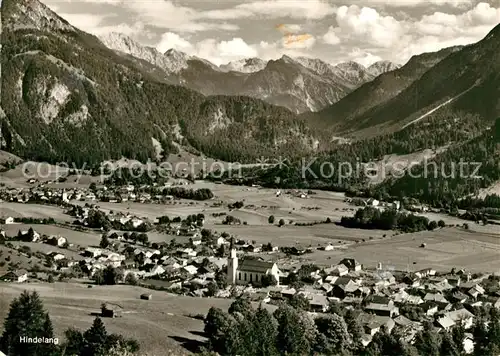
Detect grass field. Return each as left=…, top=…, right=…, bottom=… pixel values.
left=302, top=227, right=500, bottom=273
left=0, top=283, right=238, bottom=356
left=2, top=224, right=102, bottom=247
left=0, top=202, right=73, bottom=222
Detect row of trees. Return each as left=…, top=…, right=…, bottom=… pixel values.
left=339, top=207, right=442, bottom=232
left=0, top=291, right=139, bottom=356
left=203, top=296, right=500, bottom=356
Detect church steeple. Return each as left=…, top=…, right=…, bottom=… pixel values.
left=227, top=237, right=238, bottom=284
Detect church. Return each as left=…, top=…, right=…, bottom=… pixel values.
left=226, top=241, right=281, bottom=286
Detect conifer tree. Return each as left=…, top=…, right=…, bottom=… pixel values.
left=0, top=291, right=57, bottom=356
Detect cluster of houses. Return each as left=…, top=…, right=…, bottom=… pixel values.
left=0, top=180, right=191, bottom=205
left=2, top=221, right=500, bottom=353
left=245, top=259, right=500, bottom=352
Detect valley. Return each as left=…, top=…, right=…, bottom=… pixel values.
left=1, top=0, right=500, bottom=355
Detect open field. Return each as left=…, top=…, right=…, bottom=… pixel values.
left=0, top=202, right=73, bottom=222
left=0, top=283, right=246, bottom=356
left=0, top=244, right=46, bottom=274
left=1, top=181, right=498, bottom=273
left=302, top=227, right=500, bottom=273
left=8, top=241, right=84, bottom=260
left=2, top=224, right=102, bottom=247
left=209, top=223, right=389, bottom=247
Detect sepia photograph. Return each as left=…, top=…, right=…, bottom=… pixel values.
left=0, top=0, right=499, bottom=355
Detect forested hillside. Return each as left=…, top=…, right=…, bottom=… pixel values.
left=0, top=0, right=319, bottom=165
left=307, top=24, right=500, bottom=137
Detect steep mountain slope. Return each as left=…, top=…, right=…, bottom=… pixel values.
left=311, top=24, right=500, bottom=136
left=97, top=33, right=396, bottom=113
left=1, top=0, right=319, bottom=165
left=304, top=46, right=463, bottom=130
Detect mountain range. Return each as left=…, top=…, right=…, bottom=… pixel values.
left=99, top=32, right=400, bottom=114
left=0, top=0, right=321, bottom=165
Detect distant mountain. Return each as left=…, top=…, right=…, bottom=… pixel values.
left=367, top=60, right=401, bottom=77
left=99, top=32, right=191, bottom=74
left=95, top=33, right=398, bottom=113
left=220, top=58, right=267, bottom=73
left=1, top=0, right=321, bottom=165
left=304, top=45, right=465, bottom=132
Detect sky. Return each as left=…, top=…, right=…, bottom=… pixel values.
left=41, top=0, right=500, bottom=67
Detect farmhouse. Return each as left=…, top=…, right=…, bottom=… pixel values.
left=227, top=247, right=281, bottom=286
left=1, top=269, right=28, bottom=283
left=339, top=258, right=362, bottom=272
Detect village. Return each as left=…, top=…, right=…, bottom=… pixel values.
left=1, top=176, right=500, bottom=354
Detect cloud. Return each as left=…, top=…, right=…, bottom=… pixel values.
left=349, top=0, right=476, bottom=8
left=155, top=31, right=317, bottom=65
left=323, top=26, right=341, bottom=45
left=157, top=32, right=194, bottom=54
left=235, top=0, right=336, bottom=19
left=156, top=34, right=259, bottom=65
left=347, top=48, right=383, bottom=66
left=334, top=5, right=406, bottom=48
left=282, top=34, right=316, bottom=49
left=276, top=24, right=303, bottom=35
left=56, top=12, right=108, bottom=31
left=322, top=2, right=499, bottom=64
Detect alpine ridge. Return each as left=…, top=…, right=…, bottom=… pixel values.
left=96, top=32, right=398, bottom=113
left=0, top=0, right=322, bottom=165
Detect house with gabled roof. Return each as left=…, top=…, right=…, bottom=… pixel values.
left=339, top=258, right=362, bottom=272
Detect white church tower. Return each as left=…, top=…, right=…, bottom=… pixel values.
left=227, top=238, right=238, bottom=284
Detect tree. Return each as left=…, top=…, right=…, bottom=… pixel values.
left=124, top=272, right=138, bottom=286
left=204, top=307, right=240, bottom=355
left=428, top=220, right=438, bottom=230
left=274, top=305, right=317, bottom=356
left=47, top=274, right=55, bottom=283
left=414, top=321, right=441, bottom=356
left=472, top=315, right=489, bottom=356
left=201, top=229, right=216, bottom=245
left=99, top=235, right=109, bottom=249
left=137, top=233, right=148, bottom=245
left=228, top=296, right=253, bottom=319
left=206, top=282, right=219, bottom=297
left=82, top=317, right=108, bottom=356
left=289, top=293, right=310, bottom=311
left=452, top=323, right=466, bottom=355
left=250, top=307, right=279, bottom=356
left=261, top=274, right=278, bottom=287
left=215, top=270, right=227, bottom=290
left=440, top=331, right=460, bottom=356
left=95, top=266, right=120, bottom=285
left=268, top=215, right=275, bottom=224
left=0, top=291, right=57, bottom=356
left=63, top=328, right=85, bottom=356
left=314, top=314, right=351, bottom=355
left=278, top=219, right=285, bottom=227
left=438, top=220, right=446, bottom=228
left=345, top=309, right=363, bottom=349
left=489, top=306, right=500, bottom=349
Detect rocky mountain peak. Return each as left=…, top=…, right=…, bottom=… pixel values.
left=219, top=58, right=267, bottom=73
left=3, top=0, right=75, bottom=32
left=367, top=60, right=401, bottom=77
